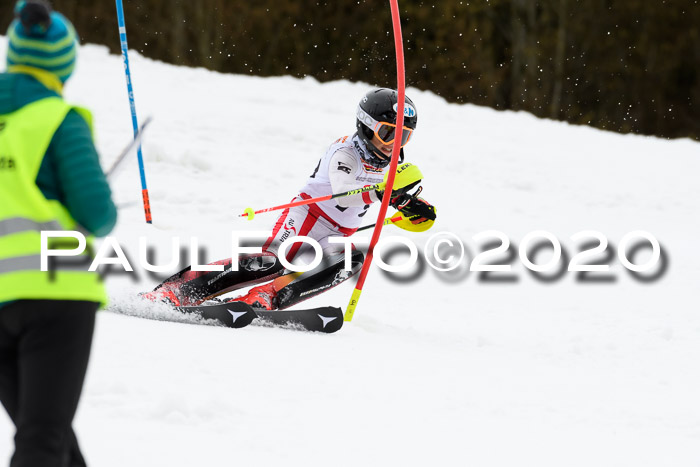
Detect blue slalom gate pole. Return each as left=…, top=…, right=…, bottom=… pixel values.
left=115, top=0, right=152, bottom=223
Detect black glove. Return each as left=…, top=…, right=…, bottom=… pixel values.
left=388, top=192, right=412, bottom=209
left=398, top=197, right=436, bottom=222
left=388, top=185, right=423, bottom=209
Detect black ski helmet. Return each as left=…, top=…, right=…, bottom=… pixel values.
left=356, top=88, right=418, bottom=168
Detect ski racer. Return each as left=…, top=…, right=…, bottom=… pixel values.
left=141, top=88, right=436, bottom=310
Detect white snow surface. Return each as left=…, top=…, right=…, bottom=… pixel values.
left=2, top=39, right=700, bottom=466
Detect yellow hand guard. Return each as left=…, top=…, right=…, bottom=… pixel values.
left=383, top=163, right=423, bottom=194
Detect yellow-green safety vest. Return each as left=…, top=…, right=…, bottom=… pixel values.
left=0, top=97, right=107, bottom=305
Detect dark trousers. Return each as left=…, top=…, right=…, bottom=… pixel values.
left=0, top=300, right=98, bottom=467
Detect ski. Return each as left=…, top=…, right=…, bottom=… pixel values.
left=254, top=306, right=344, bottom=333
left=176, top=302, right=344, bottom=333
left=176, top=301, right=257, bottom=329
left=165, top=250, right=359, bottom=333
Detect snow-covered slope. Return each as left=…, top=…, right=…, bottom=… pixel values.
left=2, top=39, right=700, bottom=466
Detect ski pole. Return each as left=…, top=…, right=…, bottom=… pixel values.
left=240, top=182, right=386, bottom=220
left=116, top=0, right=152, bottom=224
left=355, top=216, right=403, bottom=233
left=106, top=116, right=152, bottom=179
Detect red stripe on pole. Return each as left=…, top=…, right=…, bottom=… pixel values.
left=142, top=189, right=152, bottom=224
left=351, top=0, right=405, bottom=298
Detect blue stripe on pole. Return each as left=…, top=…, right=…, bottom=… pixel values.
left=115, top=0, right=151, bottom=221
left=115, top=0, right=145, bottom=186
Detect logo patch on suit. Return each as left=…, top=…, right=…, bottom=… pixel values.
left=280, top=219, right=296, bottom=242
left=337, top=162, right=352, bottom=174
left=362, top=163, right=383, bottom=174
left=353, top=141, right=366, bottom=159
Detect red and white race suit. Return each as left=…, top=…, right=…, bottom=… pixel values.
left=263, top=133, right=388, bottom=261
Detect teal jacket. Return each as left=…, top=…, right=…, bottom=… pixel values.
left=0, top=72, right=117, bottom=235
left=0, top=72, right=117, bottom=307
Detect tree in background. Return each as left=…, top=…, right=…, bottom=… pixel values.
left=2, top=0, right=696, bottom=139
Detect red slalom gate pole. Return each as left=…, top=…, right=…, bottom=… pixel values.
left=344, top=0, right=406, bottom=322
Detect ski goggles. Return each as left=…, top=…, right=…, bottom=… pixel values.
left=357, top=106, right=414, bottom=147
